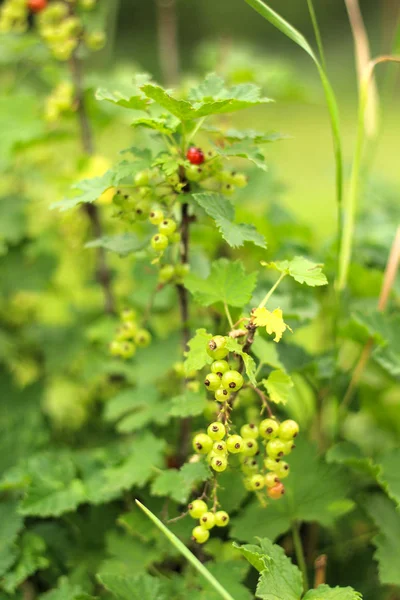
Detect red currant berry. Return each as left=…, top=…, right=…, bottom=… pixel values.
left=28, top=0, right=47, bottom=12
left=267, top=482, right=285, bottom=500
left=186, top=147, right=205, bottom=165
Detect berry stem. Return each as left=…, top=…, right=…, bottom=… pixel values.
left=292, top=522, right=309, bottom=592
left=258, top=272, right=286, bottom=309
left=68, top=52, right=115, bottom=315
left=223, top=302, right=234, bottom=329
left=249, top=385, right=273, bottom=417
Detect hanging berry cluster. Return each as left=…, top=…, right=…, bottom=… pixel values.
left=189, top=334, right=299, bottom=543
left=109, top=309, right=151, bottom=360
left=188, top=499, right=229, bottom=545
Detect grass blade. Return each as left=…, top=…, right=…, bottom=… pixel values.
left=135, top=500, right=235, bottom=600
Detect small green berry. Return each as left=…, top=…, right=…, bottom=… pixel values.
left=240, top=423, right=259, bottom=439
left=221, top=370, right=244, bottom=391
left=207, top=422, right=226, bottom=441
left=264, top=457, right=281, bottom=471
left=250, top=473, right=265, bottom=491
left=193, top=433, right=213, bottom=454
left=259, top=418, right=279, bottom=439
left=151, top=234, right=169, bottom=252
left=278, top=420, right=299, bottom=440
left=206, top=335, right=229, bottom=360
left=204, top=373, right=221, bottom=392
left=159, top=264, right=175, bottom=283
left=119, top=341, right=136, bottom=359
left=188, top=499, right=208, bottom=519
left=212, top=440, right=227, bottom=455
left=242, top=438, right=259, bottom=457
left=134, top=170, right=150, bottom=186
left=215, top=511, right=230, bottom=527
left=158, top=218, right=177, bottom=237
left=199, top=511, right=215, bottom=530
left=210, top=455, right=228, bottom=472
left=226, top=435, right=244, bottom=454
left=275, top=461, right=290, bottom=479
left=149, top=209, right=164, bottom=225
left=214, top=387, right=229, bottom=402
left=265, top=471, right=280, bottom=488
left=266, top=438, right=287, bottom=459
left=134, top=329, right=151, bottom=348
left=211, top=360, right=230, bottom=377
left=192, top=525, right=209, bottom=544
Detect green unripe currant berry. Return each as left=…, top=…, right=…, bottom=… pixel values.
left=79, top=0, right=97, bottom=10
left=266, top=438, right=287, bottom=459
left=204, top=373, right=221, bottom=392
left=243, top=477, right=254, bottom=491
left=275, top=461, right=290, bottom=479
left=134, top=329, right=151, bottom=348
left=221, top=370, right=244, bottom=392
left=138, top=186, right=151, bottom=198
left=151, top=234, right=169, bottom=252
left=250, top=474, right=265, bottom=491
left=199, top=511, right=216, bottom=530
left=264, top=457, right=281, bottom=471
left=119, top=341, right=136, bottom=359
left=167, top=172, right=180, bottom=186
left=186, top=164, right=204, bottom=182
left=242, top=438, right=259, bottom=457
left=232, top=172, right=248, bottom=188
left=226, top=435, right=244, bottom=454
left=115, top=321, right=137, bottom=341
left=159, top=264, right=175, bottom=283
left=121, top=309, right=136, bottom=322
left=215, top=511, right=230, bottom=527
left=158, top=218, right=177, bottom=237
left=214, top=387, right=229, bottom=402
left=210, top=455, right=228, bottom=472
left=135, top=201, right=150, bottom=220
left=149, top=209, right=164, bottom=225
left=192, top=433, right=213, bottom=454
left=174, top=263, right=189, bottom=279
left=221, top=183, right=235, bottom=196
left=241, top=456, right=258, bottom=475
left=207, top=422, right=226, bottom=441
left=211, top=360, right=230, bottom=377
left=282, top=441, right=295, bottom=455
left=192, top=525, right=209, bottom=544
left=259, top=418, right=279, bottom=439
left=212, top=440, right=227, bottom=455
left=265, top=471, right=280, bottom=488
left=206, top=336, right=229, bottom=360
left=109, top=340, right=123, bottom=356
left=188, top=499, right=208, bottom=519
left=240, top=423, right=259, bottom=439
left=85, top=30, right=106, bottom=51
left=134, top=170, right=150, bottom=187
left=278, top=420, right=300, bottom=440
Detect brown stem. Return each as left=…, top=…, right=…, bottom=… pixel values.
left=177, top=201, right=191, bottom=463
left=314, top=554, right=327, bottom=588
left=68, top=53, right=115, bottom=315
left=249, top=385, right=273, bottom=417
left=156, top=0, right=180, bottom=86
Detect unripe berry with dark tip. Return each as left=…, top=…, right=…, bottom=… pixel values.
left=266, top=438, right=287, bottom=459
left=210, top=454, right=228, bottom=472
left=214, top=387, right=229, bottom=402
left=215, top=511, right=230, bottom=527
left=250, top=474, right=265, bottom=490
left=242, top=438, right=259, bottom=456
left=206, top=335, right=228, bottom=360
left=211, top=360, right=230, bottom=377
left=221, top=370, right=244, bottom=391
left=259, top=418, right=279, bottom=439
left=192, top=433, right=213, bottom=454
left=279, top=419, right=299, bottom=440
left=188, top=499, right=208, bottom=519
left=192, top=526, right=209, bottom=544
left=226, top=435, right=244, bottom=454
left=199, top=512, right=215, bottom=530
left=204, top=373, right=221, bottom=392
left=241, top=423, right=259, bottom=439
left=207, top=421, right=226, bottom=440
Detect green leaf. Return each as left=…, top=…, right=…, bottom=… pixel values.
left=135, top=500, right=235, bottom=600
left=235, top=538, right=303, bottom=600
left=140, top=84, right=231, bottom=120
left=264, top=256, right=328, bottom=287
left=192, top=193, right=266, bottom=249
left=326, top=442, right=380, bottom=479
left=151, top=461, right=210, bottom=504
left=303, top=586, right=362, bottom=600
left=224, top=128, right=288, bottom=144
left=169, top=391, right=208, bottom=418
left=39, top=577, right=95, bottom=600
left=85, top=234, right=148, bottom=257
left=95, top=88, right=148, bottom=111
left=197, top=560, right=252, bottom=600
left=184, top=259, right=257, bottom=308
left=2, top=533, right=49, bottom=594
left=97, top=573, right=166, bottom=600
left=225, top=338, right=257, bottom=386
left=53, top=161, right=134, bottom=211
left=231, top=439, right=351, bottom=542
left=184, top=329, right=213, bottom=375
left=18, top=454, right=86, bottom=518
left=252, top=336, right=285, bottom=371
left=104, top=387, right=170, bottom=434
left=376, top=448, right=400, bottom=508
left=262, top=370, right=293, bottom=405
left=212, top=141, right=267, bottom=171
left=364, top=493, right=400, bottom=586
left=0, top=501, right=24, bottom=577
left=131, top=115, right=180, bottom=134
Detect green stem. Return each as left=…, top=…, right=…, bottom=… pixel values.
left=337, top=76, right=369, bottom=291
left=187, top=116, right=207, bottom=144
left=224, top=302, right=234, bottom=329
left=292, top=522, right=309, bottom=591
left=258, top=273, right=286, bottom=308
left=306, top=0, right=327, bottom=71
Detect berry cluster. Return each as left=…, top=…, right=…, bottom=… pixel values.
left=185, top=147, right=248, bottom=197
left=109, top=309, right=151, bottom=359
left=0, top=0, right=105, bottom=61
left=45, top=81, right=75, bottom=122
left=188, top=499, right=229, bottom=544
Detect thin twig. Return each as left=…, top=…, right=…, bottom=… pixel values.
left=68, top=53, right=115, bottom=314
left=249, top=385, right=273, bottom=417
left=292, top=522, right=309, bottom=591
left=156, top=0, right=180, bottom=86
left=314, top=554, right=327, bottom=588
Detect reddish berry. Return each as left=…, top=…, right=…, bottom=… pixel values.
left=267, top=482, right=285, bottom=500
left=27, top=0, right=47, bottom=12
left=186, top=147, right=205, bottom=165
